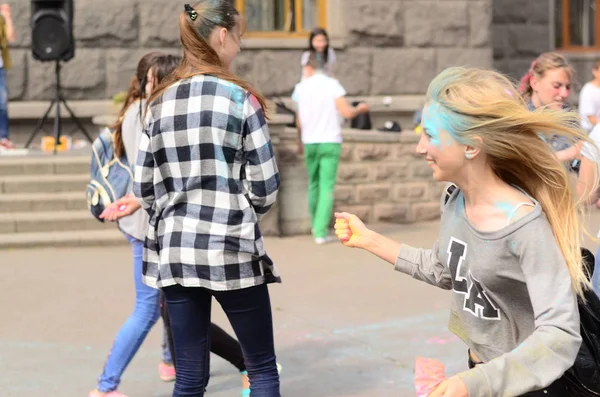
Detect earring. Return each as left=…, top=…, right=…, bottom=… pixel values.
left=465, top=153, right=473, bottom=159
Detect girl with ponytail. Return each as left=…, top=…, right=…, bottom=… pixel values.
left=133, top=1, right=281, bottom=396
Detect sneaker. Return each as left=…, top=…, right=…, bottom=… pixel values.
left=88, top=390, right=129, bottom=397
left=0, top=139, right=15, bottom=149
left=315, top=236, right=334, bottom=245
left=158, top=361, right=176, bottom=382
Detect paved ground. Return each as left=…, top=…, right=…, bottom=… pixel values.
left=2, top=213, right=600, bottom=397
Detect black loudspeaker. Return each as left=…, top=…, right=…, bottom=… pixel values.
left=31, top=0, right=74, bottom=62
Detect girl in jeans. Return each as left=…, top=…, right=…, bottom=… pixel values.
left=133, top=2, right=281, bottom=396
left=88, top=53, right=179, bottom=397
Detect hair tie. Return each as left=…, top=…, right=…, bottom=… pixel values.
left=518, top=70, right=533, bottom=93
left=184, top=4, right=198, bottom=21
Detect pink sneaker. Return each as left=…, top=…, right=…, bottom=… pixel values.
left=0, top=139, right=15, bottom=149
left=159, top=361, right=176, bottom=382
left=88, top=390, right=129, bottom=397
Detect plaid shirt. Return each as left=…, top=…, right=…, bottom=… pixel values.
left=134, top=75, right=281, bottom=290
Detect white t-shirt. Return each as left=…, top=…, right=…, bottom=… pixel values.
left=291, top=73, right=346, bottom=144
left=579, top=82, right=600, bottom=133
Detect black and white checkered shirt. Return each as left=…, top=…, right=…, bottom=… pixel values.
left=134, top=75, right=281, bottom=290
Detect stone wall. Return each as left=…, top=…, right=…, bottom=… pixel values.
left=271, top=127, right=443, bottom=236
left=492, top=0, right=550, bottom=80
left=7, top=0, right=493, bottom=101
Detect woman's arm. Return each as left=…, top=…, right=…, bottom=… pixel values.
left=577, top=155, right=598, bottom=204
left=555, top=141, right=581, bottom=162
left=1, top=5, right=15, bottom=43
left=335, top=212, right=452, bottom=289
left=241, top=93, right=280, bottom=218
left=133, top=121, right=156, bottom=214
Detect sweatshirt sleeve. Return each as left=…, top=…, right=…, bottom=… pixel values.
left=457, top=218, right=581, bottom=397
left=394, top=241, right=452, bottom=290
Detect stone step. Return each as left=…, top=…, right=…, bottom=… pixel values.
left=0, top=174, right=89, bottom=194
left=0, top=229, right=127, bottom=249
left=0, top=192, right=87, bottom=213
left=0, top=210, right=115, bottom=234
left=0, top=154, right=90, bottom=176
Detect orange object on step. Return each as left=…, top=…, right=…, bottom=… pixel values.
left=41, top=136, right=71, bottom=152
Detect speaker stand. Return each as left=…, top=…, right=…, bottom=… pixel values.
left=25, top=61, right=94, bottom=154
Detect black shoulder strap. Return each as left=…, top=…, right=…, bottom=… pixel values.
left=444, top=184, right=457, bottom=205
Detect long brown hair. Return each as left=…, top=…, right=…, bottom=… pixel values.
left=518, top=52, right=574, bottom=101
left=428, top=67, right=595, bottom=298
left=147, top=1, right=266, bottom=112
left=113, top=52, right=163, bottom=158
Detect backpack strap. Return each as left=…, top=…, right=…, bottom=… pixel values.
left=444, top=184, right=457, bottom=205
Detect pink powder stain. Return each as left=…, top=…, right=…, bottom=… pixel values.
left=426, top=335, right=459, bottom=345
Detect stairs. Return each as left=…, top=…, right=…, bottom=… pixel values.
left=0, top=153, right=125, bottom=249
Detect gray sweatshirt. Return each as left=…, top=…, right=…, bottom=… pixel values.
left=117, top=101, right=149, bottom=242
left=396, top=188, right=581, bottom=397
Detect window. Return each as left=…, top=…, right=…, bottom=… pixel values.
left=552, top=0, right=599, bottom=49
left=235, top=0, right=326, bottom=36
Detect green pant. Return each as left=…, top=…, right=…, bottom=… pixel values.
left=304, top=143, right=341, bottom=238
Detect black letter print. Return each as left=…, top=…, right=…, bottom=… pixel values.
left=447, top=238, right=469, bottom=294
left=464, top=274, right=501, bottom=320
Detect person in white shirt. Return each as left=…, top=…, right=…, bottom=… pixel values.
left=579, top=60, right=600, bottom=133
left=292, top=53, right=368, bottom=244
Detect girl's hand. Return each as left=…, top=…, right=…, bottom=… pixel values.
left=99, top=195, right=141, bottom=221
left=334, top=212, right=371, bottom=249
left=428, top=376, right=468, bottom=397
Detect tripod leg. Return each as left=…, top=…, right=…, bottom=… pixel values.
left=25, top=100, right=56, bottom=149
left=60, top=97, right=94, bottom=143
left=53, top=96, right=61, bottom=155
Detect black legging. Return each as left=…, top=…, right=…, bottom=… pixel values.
left=160, top=292, right=246, bottom=372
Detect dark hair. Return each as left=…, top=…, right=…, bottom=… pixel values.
left=113, top=52, right=163, bottom=159
left=141, top=54, right=182, bottom=100
left=148, top=1, right=266, bottom=112
left=307, top=27, right=330, bottom=65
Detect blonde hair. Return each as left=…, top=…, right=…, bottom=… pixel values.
left=427, top=67, right=594, bottom=298
left=518, top=52, right=574, bottom=100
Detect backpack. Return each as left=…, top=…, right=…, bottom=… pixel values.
left=444, top=184, right=600, bottom=395
left=350, top=101, right=372, bottom=130
left=86, top=127, right=133, bottom=222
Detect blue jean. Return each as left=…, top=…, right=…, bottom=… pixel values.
left=0, top=67, right=9, bottom=140
left=97, top=234, right=172, bottom=392
left=163, top=283, right=280, bottom=397
left=594, top=246, right=600, bottom=297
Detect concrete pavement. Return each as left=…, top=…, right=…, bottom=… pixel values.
left=2, top=213, right=600, bottom=397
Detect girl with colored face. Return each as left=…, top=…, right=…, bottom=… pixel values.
left=335, top=67, right=597, bottom=397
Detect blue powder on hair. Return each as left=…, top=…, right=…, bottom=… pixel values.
left=422, top=103, right=457, bottom=148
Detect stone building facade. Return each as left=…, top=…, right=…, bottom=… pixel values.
left=6, top=1, right=594, bottom=102
left=5, top=0, right=494, bottom=102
